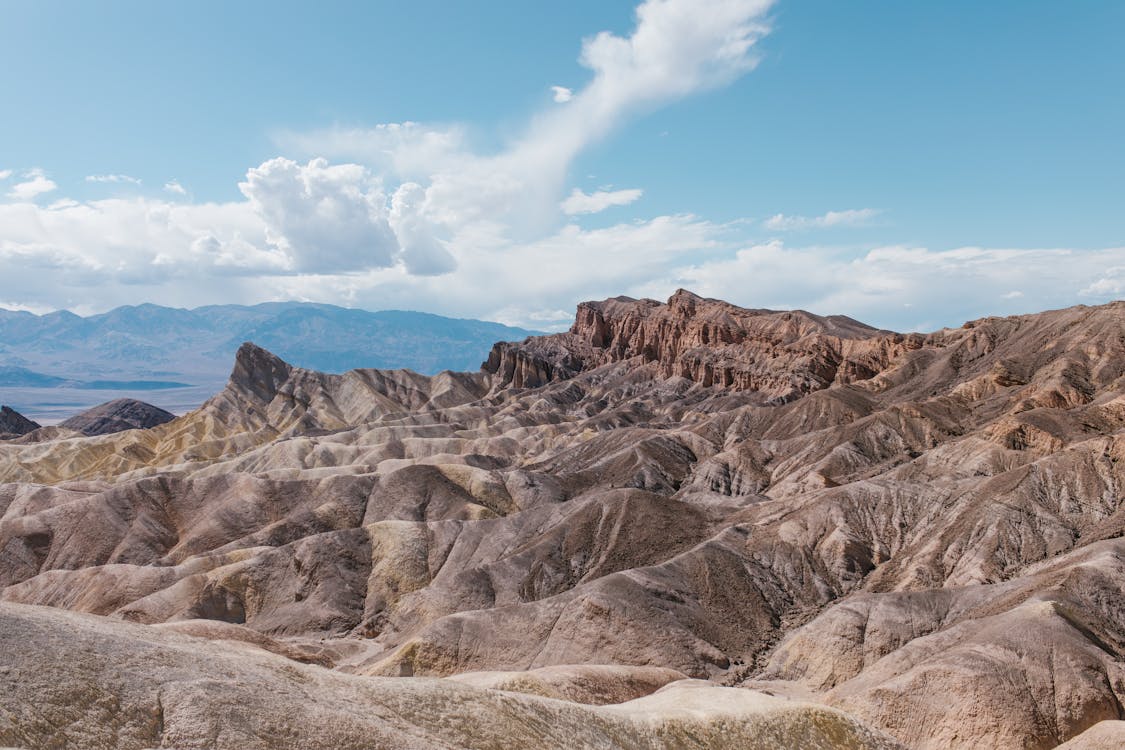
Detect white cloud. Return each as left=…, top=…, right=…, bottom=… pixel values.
left=0, top=170, right=1122, bottom=331
left=1080, top=266, right=1125, bottom=298
left=0, top=169, right=12, bottom=181
left=388, top=182, right=456, bottom=275
left=278, top=0, right=776, bottom=240
left=0, top=194, right=274, bottom=275
left=239, top=157, right=399, bottom=274
left=7, top=169, right=57, bottom=201
left=86, top=174, right=142, bottom=185
left=5, top=0, right=1116, bottom=335
left=551, top=86, right=573, bottom=103
left=561, top=187, right=643, bottom=215
left=763, top=208, right=879, bottom=231
left=632, top=241, right=1125, bottom=332
left=275, top=122, right=468, bottom=181
left=263, top=213, right=724, bottom=329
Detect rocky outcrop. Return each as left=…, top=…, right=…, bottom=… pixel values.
left=59, top=398, right=176, bottom=436
left=0, top=405, right=38, bottom=439
left=484, top=290, right=925, bottom=402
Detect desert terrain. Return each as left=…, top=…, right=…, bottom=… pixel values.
left=3, top=290, right=1124, bottom=749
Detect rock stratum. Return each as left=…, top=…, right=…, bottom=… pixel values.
left=2, top=289, right=1125, bottom=749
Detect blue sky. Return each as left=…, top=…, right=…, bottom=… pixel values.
left=0, top=0, right=1122, bottom=331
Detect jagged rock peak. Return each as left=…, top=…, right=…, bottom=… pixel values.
left=58, top=398, right=175, bottom=436
left=0, top=405, right=40, bottom=438
left=485, top=290, right=916, bottom=400
left=230, top=341, right=295, bottom=404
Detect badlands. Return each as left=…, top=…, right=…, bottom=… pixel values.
left=3, top=289, right=1125, bottom=749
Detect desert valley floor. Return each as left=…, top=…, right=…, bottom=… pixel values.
left=2, top=290, right=1125, bottom=749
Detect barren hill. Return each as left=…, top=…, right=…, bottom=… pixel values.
left=2, top=290, right=1125, bottom=749
left=58, top=398, right=176, bottom=436
left=0, top=405, right=38, bottom=439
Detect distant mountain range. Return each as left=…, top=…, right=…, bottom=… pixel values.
left=0, top=302, right=541, bottom=421
left=0, top=365, right=191, bottom=390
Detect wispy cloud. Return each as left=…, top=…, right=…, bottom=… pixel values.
left=551, top=86, right=573, bottom=103
left=6, top=169, right=57, bottom=201
left=163, top=180, right=187, bottom=195
left=86, top=173, right=142, bottom=185
left=0, top=169, right=12, bottom=181
left=763, top=208, right=879, bottom=231
left=561, top=187, right=643, bottom=215
left=277, top=0, right=777, bottom=238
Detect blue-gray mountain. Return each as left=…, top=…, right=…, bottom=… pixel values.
left=0, top=302, right=540, bottom=422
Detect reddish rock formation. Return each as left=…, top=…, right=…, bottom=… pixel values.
left=485, top=290, right=926, bottom=402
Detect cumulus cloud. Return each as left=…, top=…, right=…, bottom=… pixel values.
left=7, top=169, right=57, bottom=201
left=388, top=182, right=456, bottom=275
left=239, top=157, right=399, bottom=274
left=551, top=86, right=573, bottom=103
left=86, top=174, right=142, bottom=185
left=164, top=180, right=187, bottom=195
left=763, top=208, right=879, bottom=231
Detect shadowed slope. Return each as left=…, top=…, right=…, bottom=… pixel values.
left=0, top=405, right=38, bottom=439
left=59, top=398, right=175, bottom=436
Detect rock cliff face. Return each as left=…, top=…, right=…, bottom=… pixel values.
left=0, top=405, right=39, bottom=439
left=3, top=292, right=1125, bottom=750
left=485, top=290, right=924, bottom=401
